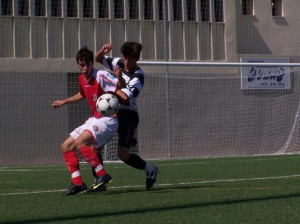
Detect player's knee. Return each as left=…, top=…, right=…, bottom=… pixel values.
left=61, top=142, right=71, bottom=153
left=73, top=140, right=85, bottom=150
left=117, top=147, right=130, bottom=162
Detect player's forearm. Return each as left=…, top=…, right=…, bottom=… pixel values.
left=95, top=44, right=113, bottom=63
left=95, top=50, right=105, bottom=63
left=116, top=90, right=129, bottom=104
left=65, top=92, right=83, bottom=104
left=117, top=76, right=126, bottom=89
left=52, top=93, right=82, bottom=109
left=114, top=68, right=126, bottom=88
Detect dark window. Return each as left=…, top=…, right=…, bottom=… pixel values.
left=214, top=0, right=223, bottom=22
left=129, top=0, right=139, bottom=19
left=67, top=0, right=77, bottom=17
left=242, top=0, right=253, bottom=15
left=173, top=0, right=182, bottom=21
left=18, top=0, right=29, bottom=16
left=200, top=0, right=210, bottom=22
left=98, top=0, right=109, bottom=18
left=158, top=0, right=168, bottom=20
left=272, top=0, right=282, bottom=16
left=1, top=0, right=12, bottom=16
left=187, top=0, right=196, bottom=21
left=83, top=0, right=93, bottom=18
left=35, top=0, right=45, bottom=17
left=51, top=0, right=61, bottom=17
left=114, top=0, right=124, bottom=19
left=144, top=0, right=153, bottom=20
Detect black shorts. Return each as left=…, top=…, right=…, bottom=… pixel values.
left=117, top=109, right=139, bottom=148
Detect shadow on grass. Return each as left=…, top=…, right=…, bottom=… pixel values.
left=4, top=185, right=300, bottom=224
left=85, top=184, right=209, bottom=195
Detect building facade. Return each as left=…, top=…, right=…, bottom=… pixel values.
left=1, top=0, right=299, bottom=73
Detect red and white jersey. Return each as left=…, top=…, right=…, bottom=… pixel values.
left=101, top=56, right=144, bottom=111
left=79, top=69, right=119, bottom=118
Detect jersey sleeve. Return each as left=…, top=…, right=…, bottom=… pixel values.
left=101, top=56, right=124, bottom=71
left=96, top=70, right=119, bottom=93
left=122, top=73, right=144, bottom=98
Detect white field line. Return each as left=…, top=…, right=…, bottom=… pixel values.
left=0, top=174, right=300, bottom=196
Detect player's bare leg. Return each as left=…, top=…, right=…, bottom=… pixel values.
left=75, top=131, right=112, bottom=190
left=62, top=131, right=111, bottom=195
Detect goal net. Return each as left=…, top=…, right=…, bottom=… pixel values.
left=137, top=64, right=300, bottom=160
left=69, top=63, right=300, bottom=161
left=1, top=64, right=300, bottom=166
left=2, top=0, right=300, bottom=166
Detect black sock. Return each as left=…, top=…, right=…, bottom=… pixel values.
left=125, top=154, right=146, bottom=170
left=96, top=150, right=104, bottom=165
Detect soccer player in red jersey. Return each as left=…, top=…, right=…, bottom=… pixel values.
left=52, top=46, right=125, bottom=195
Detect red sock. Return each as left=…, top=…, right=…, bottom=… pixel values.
left=63, top=151, right=83, bottom=185
left=79, top=146, right=107, bottom=176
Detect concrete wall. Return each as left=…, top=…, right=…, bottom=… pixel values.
left=0, top=72, right=68, bottom=165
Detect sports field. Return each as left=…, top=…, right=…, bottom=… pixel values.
left=1, top=154, right=300, bottom=224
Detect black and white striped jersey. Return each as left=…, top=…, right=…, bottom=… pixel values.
left=101, top=56, right=144, bottom=111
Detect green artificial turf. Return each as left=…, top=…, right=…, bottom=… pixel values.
left=1, top=155, right=300, bottom=224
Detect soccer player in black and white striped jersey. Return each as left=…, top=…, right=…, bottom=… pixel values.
left=94, top=42, right=159, bottom=190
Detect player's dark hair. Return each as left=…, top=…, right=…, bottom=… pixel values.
left=120, top=42, right=142, bottom=59
left=76, top=46, right=94, bottom=64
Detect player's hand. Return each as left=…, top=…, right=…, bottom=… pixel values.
left=114, top=67, right=123, bottom=79
left=115, top=67, right=126, bottom=88
left=100, top=44, right=113, bottom=54
left=52, top=100, right=65, bottom=109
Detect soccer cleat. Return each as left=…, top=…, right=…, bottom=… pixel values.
left=63, top=183, right=87, bottom=196
left=87, top=184, right=107, bottom=193
left=146, top=165, right=159, bottom=190
left=92, top=174, right=112, bottom=191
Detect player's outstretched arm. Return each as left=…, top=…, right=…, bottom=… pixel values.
left=95, top=43, right=112, bottom=63
left=52, top=92, right=83, bottom=109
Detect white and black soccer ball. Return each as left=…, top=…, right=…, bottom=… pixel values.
left=96, top=93, right=120, bottom=117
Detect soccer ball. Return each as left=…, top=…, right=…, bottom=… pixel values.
left=96, top=93, right=120, bottom=117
